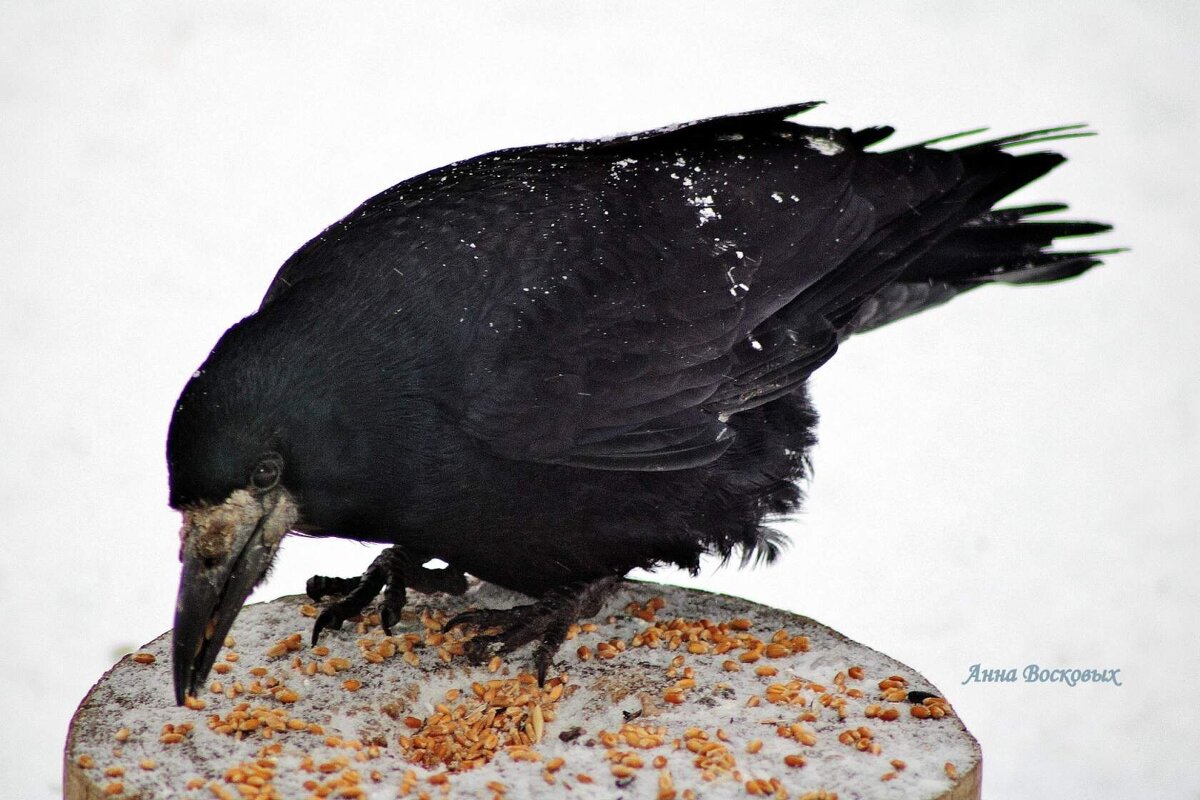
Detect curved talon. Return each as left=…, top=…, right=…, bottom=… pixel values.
left=380, top=604, right=401, bottom=636
left=379, top=581, right=407, bottom=635
left=311, top=608, right=345, bottom=644
left=533, top=645, right=556, bottom=686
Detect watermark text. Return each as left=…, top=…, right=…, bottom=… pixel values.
left=961, top=663, right=1122, bottom=686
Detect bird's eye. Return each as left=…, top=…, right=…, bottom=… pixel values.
left=250, top=454, right=283, bottom=492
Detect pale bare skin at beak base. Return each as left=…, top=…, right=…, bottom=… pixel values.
left=171, top=488, right=298, bottom=704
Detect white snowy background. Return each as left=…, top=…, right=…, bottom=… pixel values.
left=2, top=1, right=1197, bottom=797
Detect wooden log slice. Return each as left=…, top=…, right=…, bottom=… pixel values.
left=65, top=581, right=980, bottom=799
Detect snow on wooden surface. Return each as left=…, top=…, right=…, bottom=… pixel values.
left=65, top=581, right=979, bottom=799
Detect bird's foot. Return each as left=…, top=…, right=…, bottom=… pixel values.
left=308, top=554, right=467, bottom=601
left=443, top=576, right=621, bottom=684
left=306, top=547, right=403, bottom=641
left=307, top=549, right=470, bottom=642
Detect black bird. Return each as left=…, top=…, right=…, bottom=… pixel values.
left=168, top=103, right=1113, bottom=704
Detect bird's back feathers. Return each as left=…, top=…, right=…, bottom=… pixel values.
left=255, top=104, right=1108, bottom=473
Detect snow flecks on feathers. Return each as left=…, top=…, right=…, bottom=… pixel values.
left=687, top=193, right=720, bottom=226
left=804, top=134, right=845, bottom=156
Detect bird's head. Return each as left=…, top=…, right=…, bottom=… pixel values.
left=166, top=325, right=303, bottom=705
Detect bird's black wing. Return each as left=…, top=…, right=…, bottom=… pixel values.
left=260, top=104, right=1088, bottom=472
left=445, top=105, right=901, bottom=470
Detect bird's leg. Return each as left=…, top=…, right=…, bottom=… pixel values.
left=444, top=576, right=621, bottom=684
left=307, top=548, right=469, bottom=641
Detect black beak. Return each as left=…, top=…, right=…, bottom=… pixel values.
left=171, top=489, right=295, bottom=704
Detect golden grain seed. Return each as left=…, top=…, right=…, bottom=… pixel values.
left=102, top=782, right=124, bottom=796
left=746, top=739, right=763, bottom=754
left=880, top=708, right=899, bottom=722
left=784, top=754, right=807, bottom=768
left=342, top=679, right=362, bottom=692
left=755, top=665, right=778, bottom=677
left=161, top=733, right=184, bottom=744
left=132, top=652, right=156, bottom=665
left=531, top=704, right=545, bottom=742
left=657, top=771, right=676, bottom=800
left=911, top=705, right=931, bottom=719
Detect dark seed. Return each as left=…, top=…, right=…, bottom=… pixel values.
left=559, top=726, right=585, bottom=743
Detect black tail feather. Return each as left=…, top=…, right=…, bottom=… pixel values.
left=905, top=206, right=1113, bottom=285
left=839, top=137, right=1116, bottom=336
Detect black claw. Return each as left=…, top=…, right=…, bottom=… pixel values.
left=380, top=606, right=398, bottom=636
left=311, top=608, right=344, bottom=645
left=534, top=646, right=553, bottom=686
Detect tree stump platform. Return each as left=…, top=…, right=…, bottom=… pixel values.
left=65, top=581, right=980, bottom=799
